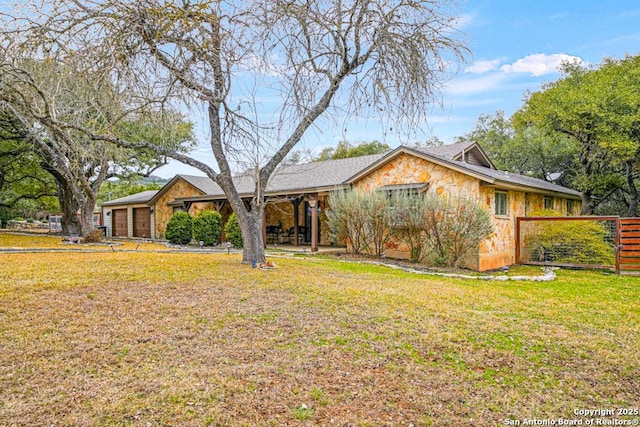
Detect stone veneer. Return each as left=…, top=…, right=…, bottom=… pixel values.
left=153, top=179, right=205, bottom=239
left=352, top=152, right=581, bottom=271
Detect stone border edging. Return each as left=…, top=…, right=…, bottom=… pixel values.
left=364, top=261, right=557, bottom=281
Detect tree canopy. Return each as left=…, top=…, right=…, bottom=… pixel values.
left=314, top=140, right=391, bottom=162
left=0, top=61, right=194, bottom=234
left=514, top=55, right=640, bottom=215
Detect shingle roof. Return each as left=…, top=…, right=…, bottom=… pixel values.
left=266, top=153, right=387, bottom=193
left=180, top=153, right=388, bottom=198
left=168, top=142, right=580, bottom=200
left=419, top=140, right=476, bottom=160
left=177, top=174, right=221, bottom=194
left=453, top=161, right=582, bottom=196
left=101, top=190, right=159, bottom=206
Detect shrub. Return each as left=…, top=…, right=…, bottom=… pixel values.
left=327, top=189, right=493, bottom=267
left=224, top=212, right=243, bottom=248
left=388, top=191, right=430, bottom=262
left=327, top=189, right=391, bottom=256
left=525, top=209, right=615, bottom=265
left=83, top=229, right=104, bottom=243
left=423, top=194, right=494, bottom=268
left=192, top=209, right=222, bottom=246
left=165, top=211, right=193, bottom=245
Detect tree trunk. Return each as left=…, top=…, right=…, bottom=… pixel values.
left=79, top=200, right=96, bottom=235
left=625, top=160, right=639, bottom=217
left=580, top=189, right=594, bottom=215
left=235, top=203, right=266, bottom=264
left=58, top=185, right=82, bottom=235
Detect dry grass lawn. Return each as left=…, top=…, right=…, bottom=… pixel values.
left=0, top=233, right=639, bottom=426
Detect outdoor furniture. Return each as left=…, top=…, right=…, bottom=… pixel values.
left=266, top=225, right=281, bottom=243
left=284, top=226, right=307, bottom=245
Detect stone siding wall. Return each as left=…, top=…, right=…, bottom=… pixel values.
left=153, top=180, right=204, bottom=239
left=352, top=154, right=481, bottom=269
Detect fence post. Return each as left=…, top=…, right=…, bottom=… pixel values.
left=615, top=217, right=621, bottom=274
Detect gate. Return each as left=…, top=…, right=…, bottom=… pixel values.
left=619, top=217, right=640, bottom=275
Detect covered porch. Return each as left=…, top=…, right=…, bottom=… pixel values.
left=263, top=193, right=330, bottom=252
left=172, top=191, right=333, bottom=252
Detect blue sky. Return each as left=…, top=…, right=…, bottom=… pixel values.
left=156, top=0, right=640, bottom=178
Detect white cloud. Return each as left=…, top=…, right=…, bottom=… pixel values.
left=500, top=53, right=583, bottom=76
left=465, top=59, right=503, bottom=74
left=444, top=72, right=508, bottom=95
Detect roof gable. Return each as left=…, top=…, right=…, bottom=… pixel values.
left=345, top=145, right=580, bottom=198
left=147, top=175, right=209, bottom=205
left=419, top=141, right=495, bottom=169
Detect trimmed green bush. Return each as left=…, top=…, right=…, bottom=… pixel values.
left=525, top=209, right=615, bottom=265
left=192, top=210, right=222, bottom=246
left=165, top=211, right=193, bottom=245
left=224, top=212, right=243, bottom=248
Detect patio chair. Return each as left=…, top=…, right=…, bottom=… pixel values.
left=284, top=226, right=307, bottom=245
left=266, top=225, right=281, bottom=244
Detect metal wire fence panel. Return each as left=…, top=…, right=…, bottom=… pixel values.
left=516, top=216, right=619, bottom=271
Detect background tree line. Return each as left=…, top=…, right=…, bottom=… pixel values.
left=461, top=55, right=640, bottom=216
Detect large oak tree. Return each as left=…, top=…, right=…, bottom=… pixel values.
left=0, top=61, right=193, bottom=235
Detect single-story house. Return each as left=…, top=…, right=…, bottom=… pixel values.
left=101, top=141, right=582, bottom=270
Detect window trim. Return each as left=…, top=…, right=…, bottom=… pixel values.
left=566, top=200, right=574, bottom=216
left=495, top=191, right=508, bottom=216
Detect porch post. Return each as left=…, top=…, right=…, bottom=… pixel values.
left=292, top=198, right=301, bottom=245
left=309, top=196, right=318, bottom=252
left=213, top=201, right=226, bottom=212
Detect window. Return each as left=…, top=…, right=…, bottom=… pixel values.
left=524, top=193, right=530, bottom=215
left=495, top=191, right=508, bottom=216
left=544, top=196, right=554, bottom=210
left=566, top=200, right=574, bottom=216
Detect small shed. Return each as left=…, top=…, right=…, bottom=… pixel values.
left=101, top=190, right=158, bottom=238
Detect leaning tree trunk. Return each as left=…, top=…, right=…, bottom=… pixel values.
left=59, top=188, right=82, bottom=235
left=42, top=162, right=82, bottom=235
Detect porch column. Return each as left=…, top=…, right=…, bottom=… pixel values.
left=292, top=198, right=301, bottom=246
left=309, top=196, right=318, bottom=252
left=213, top=201, right=226, bottom=212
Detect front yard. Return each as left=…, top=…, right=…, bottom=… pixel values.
left=0, top=233, right=638, bottom=426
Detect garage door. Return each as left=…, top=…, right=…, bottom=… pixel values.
left=112, top=209, right=128, bottom=237
left=133, top=207, right=151, bottom=238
